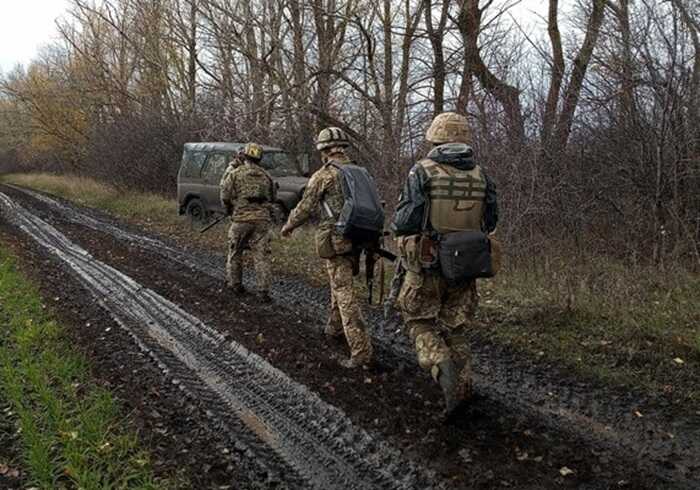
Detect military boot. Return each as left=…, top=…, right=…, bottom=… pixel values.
left=454, top=358, right=473, bottom=402
left=338, top=356, right=371, bottom=369
left=257, top=291, right=273, bottom=303
left=436, top=359, right=466, bottom=416
left=323, top=322, right=343, bottom=338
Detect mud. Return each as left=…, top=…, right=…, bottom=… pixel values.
left=1, top=184, right=698, bottom=489
left=0, top=191, right=437, bottom=489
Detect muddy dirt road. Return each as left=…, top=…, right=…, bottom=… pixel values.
left=0, top=184, right=697, bottom=489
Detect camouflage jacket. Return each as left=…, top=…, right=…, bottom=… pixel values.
left=220, top=160, right=275, bottom=223
left=285, top=154, right=353, bottom=253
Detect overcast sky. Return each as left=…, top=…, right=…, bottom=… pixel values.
left=0, top=0, right=549, bottom=74
left=0, top=0, right=71, bottom=73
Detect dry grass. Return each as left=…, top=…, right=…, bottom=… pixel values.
left=2, top=173, right=175, bottom=224
left=477, top=254, right=700, bottom=403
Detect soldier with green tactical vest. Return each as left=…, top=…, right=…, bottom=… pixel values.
left=280, top=127, right=374, bottom=369
left=391, top=112, right=498, bottom=416
left=220, top=142, right=276, bottom=302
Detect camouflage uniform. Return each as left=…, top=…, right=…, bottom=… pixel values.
left=283, top=150, right=373, bottom=365
left=391, top=112, right=498, bottom=412
left=220, top=158, right=275, bottom=294
left=397, top=269, right=478, bottom=378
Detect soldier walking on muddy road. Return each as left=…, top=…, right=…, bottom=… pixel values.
left=280, top=127, right=378, bottom=369
left=220, top=143, right=276, bottom=303
left=391, top=112, right=499, bottom=416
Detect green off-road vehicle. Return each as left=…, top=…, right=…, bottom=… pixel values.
left=177, top=142, right=309, bottom=226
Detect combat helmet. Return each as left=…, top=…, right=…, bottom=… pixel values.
left=316, top=127, right=350, bottom=151
left=426, top=112, right=470, bottom=144
left=242, top=142, right=263, bottom=161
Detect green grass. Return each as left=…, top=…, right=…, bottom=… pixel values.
left=0, top=248, right=178, bottom=489
left=3, top=172, right=699, bottom=405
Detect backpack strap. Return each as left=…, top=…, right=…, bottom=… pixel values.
left=321, top=161, right=345, bottom=220
left=416, top=159, right=436, bottom=233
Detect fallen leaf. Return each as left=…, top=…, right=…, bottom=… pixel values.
left=458, top=448, right=473, bottom=463
left=673, top=357, right=685, bottom=365
left=517, top=452, right=529, bottom=461
left=560, top=466, right=574, bottom=476
left=634, top=410, right=643, bottom=418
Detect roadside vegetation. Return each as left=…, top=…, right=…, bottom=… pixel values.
left=2, top=172, right=698, bottom=408
left=0, top=246, right=178, bottom=489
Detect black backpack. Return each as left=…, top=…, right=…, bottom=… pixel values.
left=328, top=162, right=385, bottom=244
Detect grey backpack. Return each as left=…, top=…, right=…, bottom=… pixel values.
left=327, top=162, right=385, bottom=244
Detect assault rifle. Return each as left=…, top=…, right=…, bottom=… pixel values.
left=199, top=214, right=227, bottom=234
left=365, top=241, right=396, bottom=305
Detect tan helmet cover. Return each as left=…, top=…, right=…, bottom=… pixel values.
left=242, top=142, right=263, bottom=161
left=425, top=112, right=471, bottom=144
left=316, top=127, right=350, bottom=151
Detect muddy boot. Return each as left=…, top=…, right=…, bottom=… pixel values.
left=323, top=322, right=343, bottom=338
left=454, top=358, right=473, bottom=402
left=436, top=359, right=465, bottom=416
left=338, top=356, right=371, bottom=369
left=257, top=291, right=273, bottom=303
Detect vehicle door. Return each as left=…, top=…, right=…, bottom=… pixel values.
left=177, top=150, right=208, bottom=210
left=200, top=152, right=230, bottom=213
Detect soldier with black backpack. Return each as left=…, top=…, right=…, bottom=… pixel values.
left=281, top=127, right=384, bottom=369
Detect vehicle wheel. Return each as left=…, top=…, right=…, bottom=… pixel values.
left=186, top=198, right=208, bottom=229
left=271, top=203, right=287, bottom=226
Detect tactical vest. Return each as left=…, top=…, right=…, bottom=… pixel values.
left=419, top=159, right=486, bottom=234
left=237, top=164, right=273, bottom=202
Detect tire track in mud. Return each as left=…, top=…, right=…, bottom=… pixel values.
left=6, top=184, right=700, bottom=487
left=0, top=191, right=441, bottom=490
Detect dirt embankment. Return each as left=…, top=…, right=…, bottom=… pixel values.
left=0, top=184, right=697, bottom=489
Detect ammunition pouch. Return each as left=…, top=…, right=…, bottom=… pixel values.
left=315, top=226, right=354, bottom=260
left=437, top=231, right=498, bottom=287
left=315, top=226, right=335, bottom=259
left=398, top=234, right=439, bottom=273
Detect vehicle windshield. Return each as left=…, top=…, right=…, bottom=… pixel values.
left=261, top=151, right=299, bottom=177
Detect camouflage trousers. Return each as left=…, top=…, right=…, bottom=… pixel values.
left=226, top=220, right=272, bottom=292
left=397, top=269, right=478, bottom=382
left=325, top=255, right=373, bottom=363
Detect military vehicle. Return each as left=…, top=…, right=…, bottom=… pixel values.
left=177, top=142, right=309, bottom=225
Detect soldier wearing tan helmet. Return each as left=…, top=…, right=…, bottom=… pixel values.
left=391, top=112, right=499, bottom=416
left=280, top=127, right=373, bottom=369
left=220, top=142, right=276, bottom=302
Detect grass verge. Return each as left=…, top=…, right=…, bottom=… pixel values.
left=479, top=255, right=700, bottom=404
left=0, top=247, right=175, bottom=489
left=2, top=172, right=699, bottom=406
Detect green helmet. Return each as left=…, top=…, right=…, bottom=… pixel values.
left=426, top=112, right=471, bottom=144
left=242, top=142, right=263, bottom=161
left=316, top=127, right=349, bottom=151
